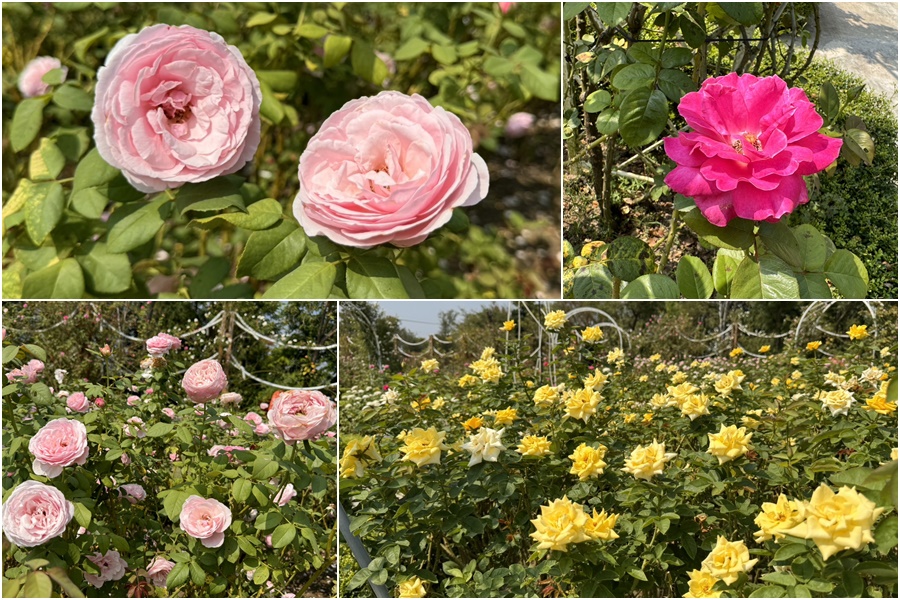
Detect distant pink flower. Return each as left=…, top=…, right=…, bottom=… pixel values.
left=499, top=2, right=517, bottom=13
left=267, top=390, right=336, bottom=444
left=1, top=480, right=74, bottom=547
left=119, top=484, right=146, bottom=504
left=127, top=395, right=141, bottom=406
left=273, top=483, right=296, bottom=506
left=182, top=359, right=228, bottom=403
left=244, top=412, right=263, bottom=426
left=146, top=557, right=175, bottom=588
left=29, top=418, right=89, bottom=478
left=162, top=407, right=176, bottom=418
left=7, top=359, right=44, bottom=384
left=99, top=344, right=111, bottom=356
left=208, top=445, right=248, bottom=459
left=219, top=392, right=242, bottom=405
left=94, top=398, right=106, bottom=408
left=84, top=549, right=128, bottom=588
left=121, top=453, right=131, bottom=465
left=260, top=403, right=269, bottom=410
left=92, top=24, right=261, bottom=193
left=664, top=73, right=842, bottom=226
left=144, top=388, right=154, bottom=395
left=254, top=423, right=270, bottom=436
left=146, top=333, right=180, bottom=356
left=179, top=495, right=232, bottom=548
left=67, top=392, right=90, bottom=413
left=18, top=56, right=66, bottom=98
left=124, top=416, right=146, bottom=438
left=505, top=112, right=535, bottom=138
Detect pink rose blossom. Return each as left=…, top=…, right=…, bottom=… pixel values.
left=169, top=452, right=179, bottom=462
left=18, top=56, right=66, bottom=98
left=244, top=412, right=263, bottom=426
left=260, top=402, right=269, bottom=410
left=664, top=73, right=843, bottom=226
left=499, top=2, right=517, bottom=13
left=7, top=359, right=44, bottom=384
left=146, top=335, right=174, bottom=356
left=254, top=423, right=270, bottom=436
left=292, top=90, right=489, bottom=248
left=119, top=484, right=146, bottom=504
left=162, top=407, right=176, bottom=419
left=1, top=480, right=74, bottom=547
left=265, top=534, right=273, bottom=547
left=145, top=388, right=154, bottom=395
left=66, top=392, right=90, bottom=413
left=29, top=418, right=89, bottom=478
left=94, top=398, right=106, bottom=408
left=267, top=390, right=336, bottom=443
left=208, top=445, right=248, bottom=459
left=92, top=24, right=261, bottom=193
left=124, top=416, right=146, bottom=438
left=156, top=333, right=182, bottom=351
left=504, top=112, right=535, bottom=138
left=99, top=344, right=112, bottom=356
left=219, top=392, right=242, bottom=405
left=179, top=495, right=232, bottom=548
left=84, top=549, right=128, bottom=588
left=127, top=395, right=141, bottom=406
left=182, top=359, right=228, bottom=403
left=120, top=453, right=131, bottom=465
left=146, top=557, right=175, bottom=588
left=273, top=483, right=296, bottom=506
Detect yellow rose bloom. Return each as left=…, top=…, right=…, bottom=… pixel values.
left=397, top=576, right=427, bottom=598
left=729, top=347, right=743, bottom=358
left=583, top=371, right=609, bottom=391
left=759, top=345, right=770, bottom=353
left=621, top=439, right=676, bottom=480
left=700, top=536, right=758, bottom=585
left=581, top=325, right=604, bottom=343
left=564, top=387, right=600, bottom=422
left=398, top=427, right=448, bottom=467
left=607, top=347, right=625, bottom=364
left=623, top=413, right=638, bottom=424
left=821, top=388, right=855, bottom=416
left=410, top=397, right=431, bottom=411
left=649, top=353, right=662, bottom=362
left=714, top=373, right=743, bottom=396
left=339, top=454, right=362, bottom=479
left=639, top=374, right=649, bottom=383
left=753, top=494, right=806, bottom=543
left=680, top=393, right=710, bottom=421
left=339, top=435, right=382, bottom=479
left=806, top=340, right=822, bottom=351
left=462, top=416, right=484, bottom=431
left=790, top=356, right=801, bottom=365
left=848, top=324, right=869, bottom=340
left=580, top=243, right=594, bottom=258
left=891, top=448, right=898, bottom=461
left=529, top=496, right=590, bottom=552
left=584, top=509, right=619, bottom=541
left=668, top=382, right=699, bottom=407
left=420, top=358, right=439, bottom=372
left=707, top=424, right=753, bottom=465
left=683, top=570, right=722, bottom=598
left=458, top=374, right=479, bottom=388
left=544, top=310, right=567, bottom=331
left=670, top=371, right=688, bottom=384
left=493, top=407, right=518, bottom=426
left=783, top=484, right=886, bottom=560
left=432, top=397, right=446, bottom=410
left=500, top=320, right=516, bottom=331
left=533, top=384, right=560, bottom=408
left=517, top=435, right=552, bottom=457
left=791, top=370, right=803, bottom=380
left=865, top=381, right=897, bottom=414
left=649, top=393, right=670, bottom=410
left=655, top=363, right=668, bottom=372
left=568, top=443, right=608, bottom=480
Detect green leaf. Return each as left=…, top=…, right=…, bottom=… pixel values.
left=595, top=2, right=632, bottom=26
left=351, top=42, right=388, bottom=86
left=730, top=255, right=800, bottom=299
left=232, top=479, right=252, bottom=504
left=175, top=178, right=245, bottom=215
left=682, top=208, right=755, bottom=250
left=676, top=255, right=714, bottom=298
left=29, top=138, right=66, bottom=181
left=347, top=256, right=418, bottom=298
left=520, top=63, right=559, bottom=102
left=748, top=586, right=785, bottom=598
left=271, top=523, right=296, bottom=548
left=874, top=515, right=898, bottom=554
left=191, top=198, right=283, bottom=231
left=75, top=242, right=133, bottom=294
left=762, top=572, right=796, bottom=586
left=189, top=257, right=232, bottom=298
left=797, top=272, right=832, bottom=299
left=23, top=572, right=52, bottom=598
left=758, top=221, right=802, bottom=269
left=606, top=236, right=654, bottom=281
left=295, top=23, right=329, bottom=38
left=166, top=562, right=190, bottom=589
left=11, top=97, right=49, bottom=152
left=45, top=567, right=85, bottom=598
left=24, top=181, right=64, bottom=244
left=569, top=262, right=615, bottom=298
left=661, top=47, right=693, bottom=68
left=720, top=2, right=764, bottom=25
left=73, top=26, right=109, bottom=62
left=793, top=224, right=828, bottom=272
left=2, top=346, right=19, bottom=364
left=658, top=68, right=697, bottom=102
left=189, top=561, right=206, bottom=586
left=843, top=128, right=874, bottom=166
left=259, top=80, right=285, bottom=124
left=628, top=568, right=648, bottom=582
left=621, top=274, right=679, bottom=299
left=324, top=35, right=353, bottom=67
left=611, top=63, right=656, bottom=91
left=817, top=82, right=840, bottom=124
left=145, top=422, right=174, bottom=438
left=256, top=70, right=299, bottom=93
left=243, top=223, right=307, bottom=280
left=107, top=196, right=170, bottom=253
left=563, top=2, right=590, bottom=20
left=72, top=148, right=120, bottom=192
left=712, top=248, right=743, bottom=297
left=584, top=89, right=611, bottom=113
left=247, top=12, right=277, bottom=27
left=618, top=88, right=668, bottom=147
left=52, top=85, right=93, bottom=112
left=595, top=109, right=619, bottom=135
left=432, top=44, right=458, bottom=65
left=22, top=344, right=46, bottom=361
left=824, top=249, right=868, bottom=298
left=22, top=258, right=84, bottom=298
left=73, top=502, right=92, bottom=529
left=394, top=37, right=430, bottom=61
left=679, top=12, right=707, bottom=48
left=262, top=262, right=337, bottom=299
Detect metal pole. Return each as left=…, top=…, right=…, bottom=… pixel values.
left=338, top=502, right=390, bottom=598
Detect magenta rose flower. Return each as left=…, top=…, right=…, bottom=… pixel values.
left=83, top=549, right=128, bottom=588
left=146, top=557, right=176, bottom=588
left=18, top=56, right=66, bottom=98
left=179, top=495, right=232, bottom=548
left=92, top=24, right=261, bottom=193
left=664, top=73, right=842, bottom=226
left=292, top=90, right=490, bottom=248
left=1, top=480, right=74, bottom=547
left=181, top=359, right=228, bottom=403
left=29, top=418, right=89, bottom=478
left=66, top=391, right=90, bottom=413
left=267, top=389, right=336, bottom=443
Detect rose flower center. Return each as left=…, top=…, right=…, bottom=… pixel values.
left=158, top=90, right=193, bottom=124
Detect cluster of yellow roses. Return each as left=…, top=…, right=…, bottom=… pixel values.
left=530, top=495, right=619, bottom=552
left=466, top=346, right=504, bottom=384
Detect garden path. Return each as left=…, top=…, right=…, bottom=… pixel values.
left=817, top=2, right=897, bottom=106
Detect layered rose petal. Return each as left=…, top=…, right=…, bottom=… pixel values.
left=29, top=418, right=89, bottom=478
left=181, top=359, right=227, bottom=403
left=92, top=24, right=261, bottom=193
left=179, top=495, right=232, bottom=548
left=267, top=390, right=336, bottom=443
left=665, top=73, right=841, bottom=225
left=2, top=481, right=74, bottom=547
left=293, top=91, right=489, bottom=248
left=18, top=56, right=66, bottom=98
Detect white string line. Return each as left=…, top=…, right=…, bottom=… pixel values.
left=229, top=355, right=336, bottom=392
left=232, top=313, right=337, bottom=351
left=3, top=308, right=81, bottom=333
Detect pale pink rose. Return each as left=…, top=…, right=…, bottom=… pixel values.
left=208, top=445, right=248, bottom=459
left=120, top=453, right=131, bottom=465
left=254, top=423, right=270, bottom=436
left=273, top=483, right=296, bottom=506
left=92, top=24, right=261, bottom=193
left=499, top=2, right=517, bottom=13
left=146, top=335, right=175, bottom=356
left=119, top=484, right=146, bottom=504
left=162, top=407, right=176, bottom=419
left=99, top=344, right=112, bottom=356
left=2, top=328, right=6, bottom=340
left=292, top=90, right=489, bottom=248
left=244, top=412, right=263, bottom=426
left=260, top=402, right=269, bottom=410
left=169, top=452, right=179, bottom=462
left=127, top=395, right=141, bottom=406
left=504, top=112, right=535, bottom=138
left=146, top=557, right=176, bottom=588
left=1, top=480, right=74, bottom=547
left=66, top=392, right=90, bottom=413
left=267, top=390, right=336, bottom=443
left=156, top=333, right=182, bottom=351
left=124, top=416, right=146, bottom=438
left=182, top=359, right=228, bottom=403
left=18, top=56, right=66, bottom=98
left=265, top=534, right=273, bottom=547
left=94, top=398, right=106, bottom=408
left=179, top=495, right=232, bottom=548
left=29, top=418, right=89, bottom=478
left=6, top=359, right=44, bottom=384
left=84, top=549, right=128, bottom=588
left=144, top=388, right=154, bottom=395
left=219, top=392, right=242, bottom=405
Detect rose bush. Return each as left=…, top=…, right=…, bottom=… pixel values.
left=339, top=301, right=897, bottom=598
left=2, top=310, right=336, bottom=598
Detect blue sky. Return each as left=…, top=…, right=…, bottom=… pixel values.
left=375, top=301, right=503, bottom=337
